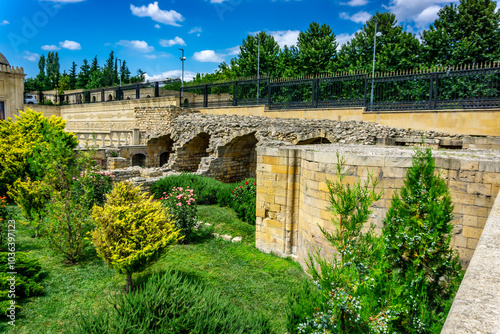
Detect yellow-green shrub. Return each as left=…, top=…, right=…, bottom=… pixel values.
left=91, top=182, right=180, bottom=293
left=0, top=108, right=78, bottom=194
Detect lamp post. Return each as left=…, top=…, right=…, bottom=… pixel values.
left=370, top=19, right=379, bottom=112
left=179, top=48, right=186, bottom=99
left=117, top=58, right=122, bottom=87
left=256, top=34, right=261, bottom=104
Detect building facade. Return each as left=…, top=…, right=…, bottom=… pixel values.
left=0, top=52, right=25, bottom=120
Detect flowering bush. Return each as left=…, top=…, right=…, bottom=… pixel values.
left=231, top=179, right=256, bottom=224
left=72, top=168, right=114, bottom=210
left=158, top=187, right=197, bottom=242
left=0, top=196, right=9, bottom=246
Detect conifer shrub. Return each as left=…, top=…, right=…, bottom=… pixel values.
left=91, top=182, right=180, bottom=293
left=382, top=147, right=463, bottom=333
left=73, top=271, right=271, bottom=334
left=0, top=252, right=47, bottom=317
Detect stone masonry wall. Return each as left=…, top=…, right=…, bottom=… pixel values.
left=256, top=144, right=500, bottom=268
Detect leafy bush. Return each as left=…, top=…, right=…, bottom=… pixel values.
left=45, top=190, right=95, bottom=263
left=7, top=178, right=51, bottom=237
left=231, top=179, right=257, bottom=224
left=74, top=271, right=271, bottom=334
left=92, top=182, right=180, bottom=293
left=0, top=252, right=47, bottom=317
left=71, top=168, right=114, bottom=210
left=0, top=108, right=78, bottom=195
left=151, top=173, right=223, bottom=205
left=0, top=196, right=9, bottom=247
left=158, top=187, right=198, bottom=242
left=286, top=279, right=325, bottom=334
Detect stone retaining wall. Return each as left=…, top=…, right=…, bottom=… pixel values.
left=255, top=145, right=500, bottom=268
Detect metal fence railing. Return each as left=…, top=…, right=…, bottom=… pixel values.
left=32, top=64, right=500, bottom=111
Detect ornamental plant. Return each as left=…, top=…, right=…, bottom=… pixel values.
left=158, top=187, right=197, bottom=242
left=45, top=190, right=95, bottom=263
left=92, top=182, right=180, bottom=293
left=382, top=147, right=463, bottom=333
left=231, top=179, right=257, bottom=224
left=299, top=154, right=389, bottom=333
left=72, top=168, right=114, bottom=210
left=0, top=196, right=8, bottom=247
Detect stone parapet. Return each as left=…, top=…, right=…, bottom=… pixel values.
left=441, top=191, right=500, bottom=334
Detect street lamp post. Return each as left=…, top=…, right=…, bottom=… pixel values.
left=117, top=59, right=122, bottom=87
left=370, top=19, right=379, bottom=112
left=179, top=49, right=186, bottom=99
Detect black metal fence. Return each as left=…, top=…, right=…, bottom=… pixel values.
left=37, top=65, right=500, bottom=111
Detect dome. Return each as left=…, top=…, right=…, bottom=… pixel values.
left=0, top=52, right=9, bottom=66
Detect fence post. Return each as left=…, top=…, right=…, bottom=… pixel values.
left=267, top=81, right=272, bottom=109
left=233, top=81, right=238, bottom=106
left=154, top=82, right=159, bottom=98
left=101, top=89, right=105, bottom=102
left=117, top=87, right=122, bottom=101
left=433, top=73, right=439, bottom=110
left=429, top=74, right=434, bottom=110
left=136, top=84, right=140, bottom=99
left=363, top=74, right=368, bottom=110
left=204, top=85, right=208, bottom=108
left=312, top=78, right=319, bottom=108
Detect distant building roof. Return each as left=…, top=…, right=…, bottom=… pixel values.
left=0, top=52, right=9, bottom=66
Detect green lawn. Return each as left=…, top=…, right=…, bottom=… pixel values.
left=4, top=205, right=309, bottom=334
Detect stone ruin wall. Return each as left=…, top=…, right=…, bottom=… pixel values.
left=255, top=145, right=500, bottom=269
left=129, top=106, right=467, bottom=184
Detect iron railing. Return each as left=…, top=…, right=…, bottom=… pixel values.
left=33, top=65, right=500, bottom=111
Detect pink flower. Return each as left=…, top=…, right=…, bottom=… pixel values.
left=177, top=202, right=182, bottom=206
left=179, top=187, right=183, bottom=191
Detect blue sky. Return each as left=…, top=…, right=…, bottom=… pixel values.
left=0, top=0, right=468, bottom=81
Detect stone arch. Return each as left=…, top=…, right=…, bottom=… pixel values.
left=212, top=132, right=257, bottom=183
left=131, top=153, right=146, bottom=167
left=107, top=94, right=113, bottom=101
left=183, top=98, right=189, bottom=108
left=92, top=95, right=96, bottom=103
left=146, top=94, right=151, bottom=98
left=147, top=134, right=175, bottom=167
left=297, top=137, right=332, bottom=145
left=176, top=132, right=211, bottom=172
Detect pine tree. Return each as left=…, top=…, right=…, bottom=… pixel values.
left=383, top=147, right=463, bottom=333
left=296, top=22, right=338, bottom=75
left=76, top=59, right=91, bottom=89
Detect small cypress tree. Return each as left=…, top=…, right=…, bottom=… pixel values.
left=92, top=182, right=180, bottom=293
left=383, top=147, right=463, bottom=333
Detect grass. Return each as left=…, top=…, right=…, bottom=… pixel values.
left=4, top=205, right=309, bottom=334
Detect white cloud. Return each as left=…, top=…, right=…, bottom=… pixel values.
left=336, top=31, right=360, bottom=50
left=59, top=40, right=81, bottom=50
left=24, top=51, right=39, bottom=62
left=144, top=70, right=196, bottom=82
left=210, top=0, right=229, bottom=3
left=42, top=44, right=60, bottom=51
left=269, top=30, right=300, bottom=48
left=144, top=54, right=157, bottom=59
left=226, top=45, right=240, bottom=56
left=155, top=24, right=161, bottom=28
left=384, top=0, right=458, bottom=28
left=340, top=11, right=371, bottom=24
left=117, top=40, right=154, bottom=52
left=159, top=37, right=186, bottom=47
left=193, top=50, right=224, bottom=62
left=0, top=20, right=9, bottom=25
left=340, top=0, right=369, bottom=6
left=189, top=27, right=202, bottom=34
left=130, top=2, right=184, bottom=26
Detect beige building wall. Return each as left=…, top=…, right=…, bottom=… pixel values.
left=0, top=64, right=25, bottom=120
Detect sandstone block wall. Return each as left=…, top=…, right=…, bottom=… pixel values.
left=256, top=145, right=500, bottom=268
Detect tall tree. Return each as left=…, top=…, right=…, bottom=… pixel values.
left=76, top=59, right=91, bottom=89
left=120, top=60, right=131, bottom=84
left=36, top=54, right=49, bottom=91
left=422, top=0, right=500, bottom=66
left=337, top=12, right=422, bottom=72
left=69, top=62, right=77, bottom=90
left=277, top=45, right=299, bottom=78
left=296, top=22, right=338, bottom=75
left=231, top=31, right=280, bottom=78
left=87, top=56, right=103, bottom=89
left=46, top=52, right=61, bottom=90
left=103, top=51, right=115, bottom=87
